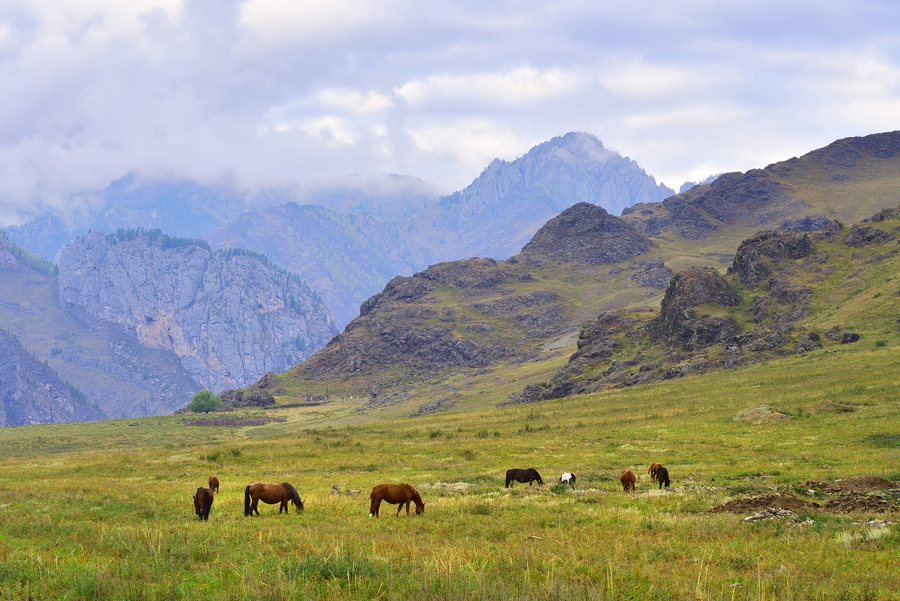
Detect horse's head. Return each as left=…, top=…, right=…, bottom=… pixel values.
left=295, top=497, right=305, bottom=512
left=415, top=503, right=425, bottom=515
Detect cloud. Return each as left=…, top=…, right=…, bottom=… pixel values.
left=0, top=0, right=899, bottom=223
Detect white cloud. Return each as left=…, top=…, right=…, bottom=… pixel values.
left=0, top=0, right=899, bottom=221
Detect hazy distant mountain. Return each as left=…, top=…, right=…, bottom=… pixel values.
left=206, top=203, right=423, bottom=329
left=401, top=132, right=675, bottom=264
left=300, top=173, right=439, bottom=220
left=679, top=174, right=719, bottom=193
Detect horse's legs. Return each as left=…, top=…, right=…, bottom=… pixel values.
left=251, top=499, right=259, bottom=516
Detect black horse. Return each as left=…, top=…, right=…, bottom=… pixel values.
left=505, top=468, right=543, bottom=488
left=656, top=466, right=670, bottom=489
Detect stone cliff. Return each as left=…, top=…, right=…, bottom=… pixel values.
left=58, top=231, right=337, bottom=391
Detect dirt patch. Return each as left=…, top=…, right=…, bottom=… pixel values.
left=824, top=491, right=897, bottom=514
left=734, top=405, right=791, bottom=424
left=709, top=492, right=820, bottom=514
left=800, top=476, right=898, bottom=494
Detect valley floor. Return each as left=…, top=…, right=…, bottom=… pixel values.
left=0, top=340, right=899, bottom=600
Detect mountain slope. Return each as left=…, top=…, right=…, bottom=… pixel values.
left=0, top=329, right=104, bottom=426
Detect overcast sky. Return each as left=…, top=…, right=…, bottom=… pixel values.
left=0, top=0, right=898, bottom=224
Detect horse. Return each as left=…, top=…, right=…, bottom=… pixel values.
left=558, top=472, right=576, bottom=487
left=244, top=482, right=304, bottom=516
left=648, top=462, right=662, bottom=483
left=656, top=466, right=670, bottom=489
left=193, top=487, right=214, bottom=521
left=369, top=483, right=425, bottom=518
left=505, top=468, right=543, bottom=488
left=620, top=470, right=636, bottom=493
left=208, top=475, right=219, bottom=494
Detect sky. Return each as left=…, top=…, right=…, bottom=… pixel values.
left=0, top=0, right=898, bottom=224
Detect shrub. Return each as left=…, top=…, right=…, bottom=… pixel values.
left=187, top=390, right=222, bottom=413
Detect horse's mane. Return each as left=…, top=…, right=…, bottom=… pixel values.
left=404, top=483, right=423, bottom=505
left=283, top=482, right=302, bottom=505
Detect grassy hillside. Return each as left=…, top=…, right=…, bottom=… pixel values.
left=1, top=337, right=899, bottom=599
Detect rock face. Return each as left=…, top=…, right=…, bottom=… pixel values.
left=516, top=202, right=653, bottom=267
left=658, top=268, right=741, bottom=349
left=0, top=329, right=103, bottom=425
left=58, top=231, right=337, bottom=391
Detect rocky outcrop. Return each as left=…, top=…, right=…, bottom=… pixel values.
left=658, top=268, right=740, bottom=349
left=516, top=203, right=653, bottom=267
left=296, top=258, right=556, bottom=381
left=57, top=231, right=337, bottom=391
left=728, top=231, right=816, bottom=287
left=0, top=329, right=103, bottom=425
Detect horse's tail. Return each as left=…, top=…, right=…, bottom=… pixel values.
left=202, top=489, right=212, bottom=519
left=244, top=485, right=251, bottom=516
left=505, top=470, right=512, bottom=488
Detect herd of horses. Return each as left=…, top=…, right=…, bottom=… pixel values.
left=192, top=464, right=671, bottom=520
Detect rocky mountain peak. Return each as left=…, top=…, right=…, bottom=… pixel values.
left=516, top=202, right=653, bottom=267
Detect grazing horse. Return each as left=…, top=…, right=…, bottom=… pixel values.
left=193, top=487, right=214, bottom=521
left=369, top=483, right=425, bottom=518
left=208, top=475, right=219, bottom=494
left=648, top=462, right=662, bottom=483
left=505, top=468, right=543, bottom=488
left=656, top=466, right=670, bottom=489
left=244, top=482, right=304, bottom=516
left=620, top=470, right=636, bottom=493
left=558, top=472, right=576, bottom=487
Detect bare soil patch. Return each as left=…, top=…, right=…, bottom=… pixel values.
left=709, top=492, right=820, bottom=514
left=823, top=491, right=897, bottom=514
left=800, top=476, right=898, bottom=494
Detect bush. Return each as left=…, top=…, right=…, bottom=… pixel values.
left=187, top=390, right=222, bottom=413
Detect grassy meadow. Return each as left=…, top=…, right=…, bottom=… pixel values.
left=1, top=335, right=900, bottom=600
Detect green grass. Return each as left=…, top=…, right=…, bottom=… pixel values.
left=2, top=338, right=900, bottom=599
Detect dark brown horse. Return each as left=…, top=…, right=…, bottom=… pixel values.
left=620, top=470, right=636, bottom=493
left=656, top=466, right=670, bottom=489
left=369, top=483, right=425, bottom=518
left=244, top=482, right=304, bottom=516
left=505, top=468, right=543, bottom=488
left=193, top=487, right=214, bottom=520
left=208, top=475, right=219, bottom=494
left=648, top=463, right=662, bottom=483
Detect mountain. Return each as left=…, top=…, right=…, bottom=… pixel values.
left=206, top=204, right=422, bottom=330
left=622, top=131, right=900, bottom=247
left=0, top=328, right=104, bottom=426
left=401, top=132, right=675, bottom=264
left=205, top=133, right=676, bottom=329
left=57, top=230, right=337, bottom=391
left=264, top=130, right=900, bottom=421
left=290, top=203, right=669, bottom=400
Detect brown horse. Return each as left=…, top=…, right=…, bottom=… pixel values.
left=244, top=482, right=304, bottom=516
left=648, top=463, right=662, bottom=483
left=369, top=483, right=425, bottom=518
left=193, top=487, right=214, bottom=520
left=208, top=475, right=219, bottom=494
left=620, top=470, right=636, bottom=493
